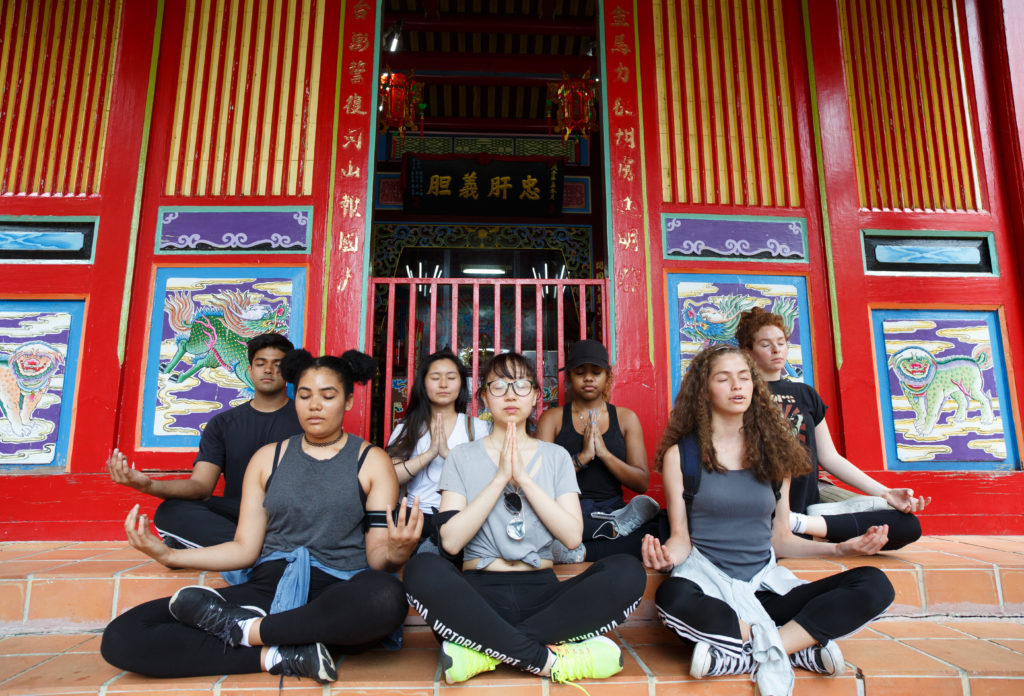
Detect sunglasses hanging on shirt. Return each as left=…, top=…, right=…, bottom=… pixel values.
left=503, top=488, right=524, bottom=541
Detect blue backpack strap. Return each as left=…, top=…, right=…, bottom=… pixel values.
left=679, top=434, right=701, bottom=525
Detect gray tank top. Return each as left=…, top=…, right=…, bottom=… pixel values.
left=261, top=434, right=368, bottom=571
left=688, top=467, right=774, bottom=581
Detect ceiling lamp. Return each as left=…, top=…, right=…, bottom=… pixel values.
left=378, top=68, right=425, bottom=141
left=546, top=71, right=599, bottom=142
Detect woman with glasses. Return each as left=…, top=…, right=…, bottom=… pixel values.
left=643, top=345, right=894, bottom=695
left=403, top=352, right=647, bottom=687
left=537, top=339, right=659, bottom=563
left=387, top=348, right=490, bottom=554
left=734, top=308, right=929, bottom=551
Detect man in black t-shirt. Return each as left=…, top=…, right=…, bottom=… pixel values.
left=108, top=333, right=302, bottom=548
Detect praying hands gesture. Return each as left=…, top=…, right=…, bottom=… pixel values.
left=497, top=417, right=526, bottom=486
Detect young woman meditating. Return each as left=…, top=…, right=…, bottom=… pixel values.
left=388, top=348, right=490, bottom=553
left=735, top=307, right=930, bottom=551
left=102, top=350, right=421, bottom=684
left=537, top=339, right=658, bottom=562
left=643, top=345, right=894, bottom=695
left=403, top=352, right=647, bottom=686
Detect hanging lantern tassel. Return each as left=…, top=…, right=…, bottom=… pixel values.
left=547, top=71, right=598, bottom=142
left=379, top=67, right=426, bottom=142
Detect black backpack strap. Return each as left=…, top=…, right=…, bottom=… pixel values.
left=265, top=439, right=285, bottom=492
left=679, top=434, right=702, bottom=526
left=357, top=442, right=374, bottom=470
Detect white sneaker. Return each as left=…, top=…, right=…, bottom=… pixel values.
left=689, top=640, right=754, bottom=679
left=806, top=496, right=891, bottom=516
left=790, top=640, right=845, bottom=676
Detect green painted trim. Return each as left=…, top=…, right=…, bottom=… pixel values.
left=859, top=228, right=999, bottom=276
left=359, top=7, right=383, bottom=352
left=153, top=205, right=313, bottom=255
left=660, top=212, right=809, bottom=263
left=0, top=215, right=99, bottom=264
left=118, top=0, right=164, bottom=365
left=632, top=0, right=655, bottom=365
left=321, top=6, right=346, bottom=355
left=598, top=0, right=616, bottom=362
left=801, top=0, right=842, bottom=370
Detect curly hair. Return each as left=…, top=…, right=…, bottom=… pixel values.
left=734, top=306, right=788, bottom=351
left=653, top=345, right=810, bottom=483
left=279, top=348, right=376, bottom=397
left=387, top=348, right=471, bottom=461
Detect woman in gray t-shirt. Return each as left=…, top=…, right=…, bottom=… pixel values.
left=403, top=352, right=646, bottom=687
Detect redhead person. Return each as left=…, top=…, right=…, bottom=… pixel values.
left=101, top=350, right=421, bottom=685
left=388, top=348, right=490, bottom=554
left=536, top=339, right=658, bottom=562
left=735, top=307, right=930, bottom=551
left=643, top=346, right=894, bottom=696
left=402, top=352, right=647, bottom=686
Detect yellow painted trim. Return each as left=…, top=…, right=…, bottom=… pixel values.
left=707, top=1, right=726, bottom=205
left=166, top=0, right=194, bottom=195
left=925, top=0, right=955, bottom=209
left=733, top=1, right=755, bottom=204
left=721, top=3, right=742, bottom=203
left=227, top=0, right=253, bottom=195
left=303, top=0, right=323, bottom=196
left=652, top=0, right=671, bottom=202
left=78, top=0, right=112, bottom=195
left=211, top=0, right=239, bottom=195
left=242, top=0, right=270, bottom=194
left=257, top=0, right=283, bottom=195
left=271, top=0, right=296, bottom=196
left=632, top=0, right=655, bottom=363
left=745, top=1, right=769, bottom=206
left=759, top=0, right=783, bottom=207
left=10, top=0, right=41, bottom=193
left=27, top=0, right=63, bottom=193
left=950, top=0, right=982, bottom=210
left=43, top=0, right=73, bottom=193
left=182, top=0, right=212, bottom=195
left=57, top=0, right=88, bottom=193
left=774, top=0, right=799, bottom=207
left=196, top=0, right=226, bottom=196
left=287, top=0, right=310, bottom=196
left=92, top=0, right=123, bottom=194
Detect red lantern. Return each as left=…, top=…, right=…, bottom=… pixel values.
left=378, top=69, right=425, bottom=141
left=546, top=71, right=598, bottom=142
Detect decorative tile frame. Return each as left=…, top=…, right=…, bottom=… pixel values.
left=662, top=213, right=808, bottom=262
left=666, top=273, right=812, bottom=401
left=0, top=217, right=97, bottom=263
left=872, top=308, right=1018, bottom=470
left=155, top=206, right=312, bottom=254
left=140, top=267, right=306, bottom=448
left=0, top=300, right=84, bottom=470
left=861, top=229, right=998, bottom=277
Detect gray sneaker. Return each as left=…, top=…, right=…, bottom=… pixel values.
left=806, top=496, right=890, bottom=516
left=605, top=495, right=660, bottom=537
left=551, top=539, right=586, bottom=564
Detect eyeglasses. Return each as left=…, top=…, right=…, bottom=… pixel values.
left=503, top=489, right=524, bottom=540
left=486, top=378, right=535, bottom=397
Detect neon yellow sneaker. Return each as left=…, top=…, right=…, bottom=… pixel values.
left=440, top=640, right=500, bottom=684
left=548, top=636, right=623, bottom=683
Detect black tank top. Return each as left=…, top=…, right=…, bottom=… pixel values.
left=553, top=403, right=627, bottom=501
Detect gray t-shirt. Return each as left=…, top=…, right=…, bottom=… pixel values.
left=439, top=438, right=580, bottom=569
left=689, top=467, right=774, bottom=581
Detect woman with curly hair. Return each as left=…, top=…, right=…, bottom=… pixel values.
left=536, top=339, right=658, bottom=563
left=642, top=345, right=894, bottom=695
left=388, top=348, right=490, bottom=553
left=102, top=350, right=421, bottom=685
left=403, top=352, right=647, bottom=687
left=734, top=307, right=929, bottom=551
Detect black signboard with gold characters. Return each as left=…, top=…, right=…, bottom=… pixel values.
left=403, top=154, right=565, bottom=216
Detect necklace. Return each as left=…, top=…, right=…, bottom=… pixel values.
left=572, top=405, right=605, bottom=422
left=304, top=432, right=345, bottom=448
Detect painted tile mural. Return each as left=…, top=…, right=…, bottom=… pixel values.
left=666, top=273, right=812, bottom=400
left=0, top=300, right=83, bottom=469
left=141, top=268, right=305, bottom=448
left=873, top=309, right=1018, bottom=470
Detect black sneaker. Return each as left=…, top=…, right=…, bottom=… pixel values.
left=168, top=585, right=265, bottom=647
left=269, top=643, right=338, bottom=683
left=689, top=640, right=754, bottom=679
left=790, top=640, right=845, bottom=676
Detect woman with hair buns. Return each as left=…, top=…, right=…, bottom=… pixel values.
left=102, top=349, right=421, bottom=685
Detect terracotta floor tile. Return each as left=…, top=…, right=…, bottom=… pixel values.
left=27, top=577, right=115, bottom=624
left=614, top=621, right=676, bottom=645
left=894, top=550, right=990, bottom=568
left=923, top=568, right=1000, bottom=610
left=400, top=627, right=441, bottom=650
left=861, top=675, right=966, bottom=696
left=24, top=548, right=109, bottom=562
left=942, top=548, right=1024, bottom=567
left=789, top=570, right=838, bottom=584
left=992, top=638, right=1024, bottom=654
left=969, top=677, right=1024, bottom=695
left=114, top=577, right=200, bottom=615
left=0, top=653, right=55, bottom=684
left=870, top=619, right=969, bottom=639
left=829, top=554, right=919, bottom=570
left=0, top=633, right=93, bottom=654
left=779, top=558, right=845, bottom=572
left=652, top=682, right=755, bottom=696
left=790, top=675, right=858, bottom=695
left=335, top=648, right=439, bottom=686
left=839, top=638, right=959, bottom=675
left=200, top=573, right=229, bottom=589
left=65, top=635, right=102, bottom=652
left=104, top=691, right=214, bottom=696
left=943, top=621, right=1024, bottom=639
left=33, top=560, right=147, bottom=577
left=0, top=543, right=67, bottom=560
left=627, top=642, right=690, bottom=680
left=0, top=581, right=26, bottom=622
left=106, top=671, right=221, bottom=689
left=946, top=536, right=1024, bottom=553
left=903, top=637, right=1024, bottom=675
left=331, top=689, right=432, bottom=696
left=999, top=569, right=1024, bottom=607
left=884, top=569, right=924, bottom=612
left=845, top=626, right=887, bottom=639
left=219, top=670, right=324, bottom=692
left=550, top=682, right=648, bottom=696
left=438, top=683, right=542, bottom=696
left=116, top=562, right=202, bottom=579
left=0, top=560, right=72, bottom=579
left=0, top=650, right=122, bottom=693
left=436, top=663, right=541, bottom=687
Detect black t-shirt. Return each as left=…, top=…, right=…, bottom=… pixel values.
left=553, top=402, right=628, bottom=501
left=767, top=379, right=827, bottom=514
left=194, top=400, right=303, bottom=500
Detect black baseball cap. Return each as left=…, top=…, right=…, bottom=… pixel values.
left=562, top=339, right=610, bottom=372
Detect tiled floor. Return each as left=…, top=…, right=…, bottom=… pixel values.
left=1, top=536, right=1023, bottom=695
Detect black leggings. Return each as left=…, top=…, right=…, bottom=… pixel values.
left=403, top=552, right=647, bottom=674
left=655, top=566, right=894, bottom=656
left=153, top=497, right=240, bottom=548
left=101, top=560, right=407, bottom=678
left=822, top=510, right=921, bottom=551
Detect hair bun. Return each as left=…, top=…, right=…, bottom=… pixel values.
left=340, top=349, right=377, bottom=385
left=280, top=348, right=313, bottom=384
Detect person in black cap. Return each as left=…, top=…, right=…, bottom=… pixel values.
left=537, top=339, right=660, bottom=562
